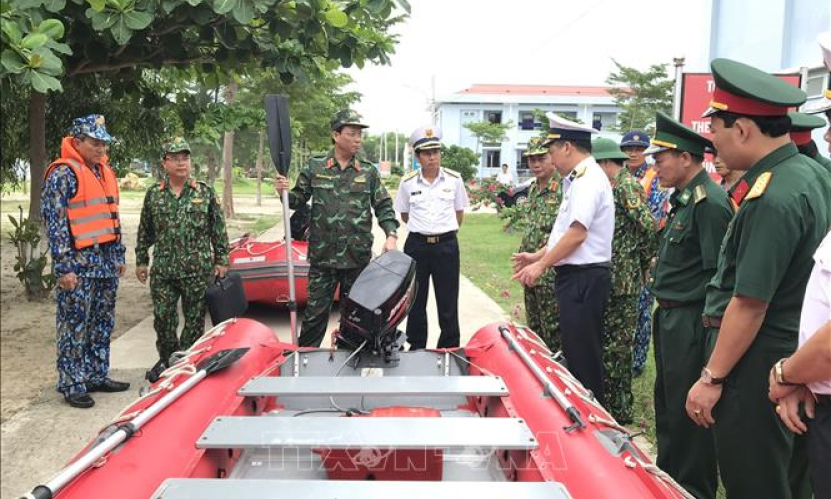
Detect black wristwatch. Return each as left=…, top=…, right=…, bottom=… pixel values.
left=700, top=367, right=726, bottom=386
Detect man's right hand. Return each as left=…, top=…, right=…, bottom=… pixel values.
left=136, top=265, right=149, bottom=284
left=274, top=174, right=290, bottom=194
left=511, top=252, right=538, bottom=273
left=58, top=272, right=78, bottom=291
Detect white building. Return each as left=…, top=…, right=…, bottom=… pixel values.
left=436, top=84, right=623, bottom=179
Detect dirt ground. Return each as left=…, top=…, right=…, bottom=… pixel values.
left=0, top=189, right=282, bottom=423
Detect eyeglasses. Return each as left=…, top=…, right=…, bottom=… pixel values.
left=165, top=155, right=190, bottom=163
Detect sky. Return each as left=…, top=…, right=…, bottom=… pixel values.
left=346, top=0, right=712, bottom=134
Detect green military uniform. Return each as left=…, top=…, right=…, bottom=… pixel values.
left=518, top=137, right=562, bottom=351
left=789, top=111, right=831, bottom=175
left=136, top=138, right=230, bottom=364
left=289, top=110, right=398, bottom=347
left=593, top=138, right=657, bottom=425
left=646, top=113, right=732, bottom=499
left=701, top=59, right=829, bottom=499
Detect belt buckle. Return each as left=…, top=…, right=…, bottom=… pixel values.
left=426, top=236, right=439, bottom=243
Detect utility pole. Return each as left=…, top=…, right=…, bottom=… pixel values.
left=672, top=57, right=686, bottom=120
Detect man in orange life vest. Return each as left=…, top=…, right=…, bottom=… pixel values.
left=620, top=130, right=669, bottom=376
left=41, top=114, right=130, bottom=409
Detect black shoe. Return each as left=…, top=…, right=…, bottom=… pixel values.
left=87, top=378, right=130, bottom=393
left=145, top=359, right=168, bottom=384
left=65, top=393, right=95, bottom=409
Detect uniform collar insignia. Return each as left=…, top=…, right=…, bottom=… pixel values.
left=678, top=190, right=691, bottom=205
left=730, top=178, right=750, bottom=206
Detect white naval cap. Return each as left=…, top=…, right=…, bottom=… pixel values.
left=409, top=125, right=443, bottom=152
left=804, top=32, right=831, bottom=115
left=542, top=112, right=599, bottom=146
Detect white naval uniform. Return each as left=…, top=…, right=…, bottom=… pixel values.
left=394, top=168, right=469, bottom=235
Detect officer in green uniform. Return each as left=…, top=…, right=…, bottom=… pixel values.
left=789, top=112, right=831, bottom=174
left=274, top=110, right=399, bottom=347
left=518, top=137, right=562, bottom=351
left=136, top=137, right=230, bottom=365
left=593, top=137, right=657, bottom=424
left=689, top=58, right=830, bottom=499
left=645, top=112, right=732, bottom=499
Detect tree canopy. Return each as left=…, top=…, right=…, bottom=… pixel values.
left=605, top=59, right=674, bottom=133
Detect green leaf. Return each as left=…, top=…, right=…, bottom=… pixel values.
left=37, top=19, right=65, bottom=39
left=1, top=20, right=23, bottom=45
left=45, top=39, right=73, bottom=54
left=106, top=0, right=124, bottom=10
left=393, top=0, right=410, bottom=14
left=213, top=0, right=237, bottom=14
left=89, top=10, right=118, bottom=30
left=123, top=10, right=152, bottom=29
left=32, top=47, right=63, bottom=75
left=184, top=0, right=201, bottom=5
left=16, top=0, right=46, bottom=8
left=28, top=70, right=62, bottom=93
left=88, top=0, right=106, bottom=11
left=21, top=33, right=49, bottom=50
left=43, top=0, right=67, bottom=12
left=366, top=0, right=386, bottom=14
left=162, top=0, right=182, bottom=13
left=1, top=49, right=26, bottom=73
left=109, top=15, right=134, bottom=44
left=231, top=0, right=254, bottom=24
left=323, top=7, right=347, bottom=28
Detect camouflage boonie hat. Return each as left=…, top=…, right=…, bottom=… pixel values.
left=69, top=114, right=116, bottom=142
left=523, top=137, right=548, bottom=157
left=163, top=137, right=191, bottom=155
left=331, top=109, right=369, bottom=131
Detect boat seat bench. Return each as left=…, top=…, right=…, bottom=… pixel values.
left=238, top=375, right=509, bottom=397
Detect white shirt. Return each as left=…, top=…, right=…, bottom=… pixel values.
left=395, top=168, right=469, bottom=235
left=496, top=171, right=513, bottom=186
left=546, top=156, right=614, bottom=265
left=799, top=230, right=831, bottom=395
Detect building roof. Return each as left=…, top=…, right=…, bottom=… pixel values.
left=459, top=84, right=617, bottom=97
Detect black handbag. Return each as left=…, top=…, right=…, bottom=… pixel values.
left=205, top=272, right=248, bottom=326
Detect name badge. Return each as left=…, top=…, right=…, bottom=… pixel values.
left=411, top=190, right=422, bottom=196
left=191, top=198, right=203, bottom=204
left=354, top=175, right=367, bottom=183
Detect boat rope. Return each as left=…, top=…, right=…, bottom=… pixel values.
left=623, top=455, right=697, bottom=499
left=329, top=340, right=370, bottom=415
left=239, top=240, right=306, bottom=258
left=588, top=413, right=631, bottom=434
left=445, top=349, right=497, bottom=377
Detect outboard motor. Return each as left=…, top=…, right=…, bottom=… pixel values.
left=336, top=251, right=416, bottom=365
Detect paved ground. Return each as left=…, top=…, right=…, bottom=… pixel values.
left=1, top=221, right=508, bottom=499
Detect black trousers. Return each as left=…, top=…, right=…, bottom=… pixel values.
left=808, top=395, right=831, bottom=499
left=554, top=264, right=611, bottom=406
left=403, top=232, right=461, bottom=350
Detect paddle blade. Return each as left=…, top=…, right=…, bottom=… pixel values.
left=264, top=94, right=292, bottom=176
left=196, top=347, right=249, bottom=375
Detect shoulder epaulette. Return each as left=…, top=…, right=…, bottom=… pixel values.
left=573, top=165, right=587, bottom=179
left=443, top=168, right=460, bottom=178
left=745, top=172, right=772, bottom=201
left=403, top=171, right=418, bottom=182
left=693, top=184, right=707, bottom=204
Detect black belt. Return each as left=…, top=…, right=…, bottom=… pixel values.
left=555, top=262, right=610, bottom=276
left=702, top=315, right=723, bottom=328
left=657, top=299, right=700, bottom=310
left=816, top=394, right=831, bottom=405
left=409, top=231, right=457, bottom=244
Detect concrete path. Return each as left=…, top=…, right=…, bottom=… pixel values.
left=1, top=219, right=507, bottom=499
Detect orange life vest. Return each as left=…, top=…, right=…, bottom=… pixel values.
left=639, top=167, right=658, bottom=197
left=44, top=137, right=121, bottom=250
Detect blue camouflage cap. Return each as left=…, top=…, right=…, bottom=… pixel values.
left=68, top=114, right=116, bottom=142
left=620, top=130, right=650, bottom=149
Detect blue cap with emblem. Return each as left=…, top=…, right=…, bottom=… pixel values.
left=68, top=114, right=116, bottom=142
left=542, top=113, right=599, bottom=147
left=620, top=130, right=650, bottom=149
left=409, top=125, right=443, bottom=152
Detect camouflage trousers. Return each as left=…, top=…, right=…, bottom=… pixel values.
left=632, top=286, right=654, bottom=374
left=300, top=265, right=363, bottom=347
left=602, top=293, right=638, bottom=424
left=55, top=277, right=118, bottom=396
left=523, top=283, right=560, bottom=353
left=150, top=273, right=210, bottom=364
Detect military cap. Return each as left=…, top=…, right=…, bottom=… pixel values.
left=592, top=137, right=629, bottom=161
left=331, top=109, right=369, bottom=131
left=619, top=130, right=650, bottom=149
left=542, top=112, right=599, bottom=146
left=163, top=136, right=191, bottom=155
left=803, top=33, right=831, bottom=115
left=69, top=114, right=116, bottom=142
left=788, top=112, right=826, bottom=146
left=409, top=125, right=442, bottom=152
left=645, top=111, right=713, bottom=157
left=702, top=58, right=806, bottom=118
left=523, top=137, right=549, bottom=157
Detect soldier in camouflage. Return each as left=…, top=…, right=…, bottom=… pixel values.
left=274, top=110, right=399, bottom=347
left=517, top=137, right=562, bottom=351
left=593, top=138, right=658, bottom=424
left=135, top=137, right=230, bottom=366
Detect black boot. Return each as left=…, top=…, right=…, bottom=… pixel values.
left=65, top=393, right=95, bottom=409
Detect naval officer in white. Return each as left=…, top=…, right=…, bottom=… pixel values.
left=513, top=113, right=615, bottom=404
left=395, top=126, right=469, bottom=350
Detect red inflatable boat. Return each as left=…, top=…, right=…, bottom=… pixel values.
left=228, top=235, right=311, bottom=307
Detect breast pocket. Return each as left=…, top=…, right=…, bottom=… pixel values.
left=438, top=190, right=456, bottom=207
left=349, top=181, right=369, bottom=193
left=663, top=224, right=695, bottom=264
left=185, top=202, right=209, bottom=230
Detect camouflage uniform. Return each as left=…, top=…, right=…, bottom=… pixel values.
left=602, top=167, right=657, bottom=424
left=289, top=151, right=398, bottom=347
left=136, top=163, right=229, bottom=363
left=42, top=117, right=126, bottom=397
left=519, top=175, right=562, bottom=351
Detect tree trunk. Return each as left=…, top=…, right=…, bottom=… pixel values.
left=255, top=130, right=264, bottom=207
left=28, top=91, right=47, bottom=224
left=221, top=82, right=238, bottom=219
left=206, top=147, right=218, bottom=185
